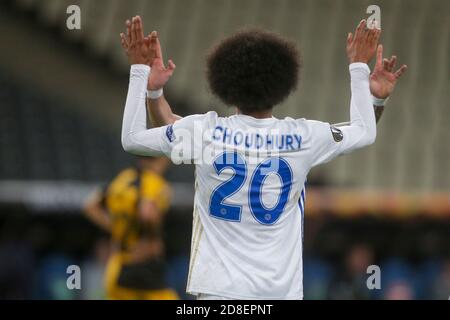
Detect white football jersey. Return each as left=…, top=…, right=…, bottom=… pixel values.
left=121, top=63, right=376, bottom=299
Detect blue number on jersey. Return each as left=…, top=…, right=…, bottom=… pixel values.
left=209, top=152, right=247, bottom=222
left=209, top=152, right=293, bottom=225
left=249, top=157, right=293, bottom=225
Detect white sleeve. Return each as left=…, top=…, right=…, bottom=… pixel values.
left=121, top=64, right=169, bottom=156
left=121, top=64, right=208, bottom=162
left=310, top=63, right=377, bottom=167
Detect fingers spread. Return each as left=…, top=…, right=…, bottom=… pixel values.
left=374, top=28, right=381, bottom=43
left=149, top=30, right=157, bottom=43
left=347, top=32, right=353, bottom=46
left=132, top=16, right=140, bottom=44
left=126, top=20, right=132, bottom=44
left=148, top=31, right=163, bottom=58
left=135, top=16, right=144, bottom=43
left=157, top=40, right=164, bottom=60
left=167, top=59, right=176, bottom=70
left=355, top=19, right=366, bottom=40
left=388, top=56, right=397, bottom=72
left=375, top=44, right=383, bottom=67
left=363, top=19, right=381, bottom=45
left=130, top=17, right=136, bottom=45
left=165, top=59, right=176, bottom=77
left=120, top=33, right=129, bottom=49
left=367, top=28, right=376, bottom=42
left=383, top=58, right=390, bottom=70
left=394, top=64, right=408, bottom=78
left=143, top=37, right=150, bottom=48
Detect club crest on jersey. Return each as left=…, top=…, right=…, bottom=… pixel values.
left=166, top=125, right=176, bottom=142
left=330, top=126, right=343, bottom=142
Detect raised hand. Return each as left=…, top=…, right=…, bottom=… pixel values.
left=120, top=16, right=152, bottom=65
left=346, top=19, right=381, bottom=64
left=147, top=31, right=176, bottom=90
left=120, top=16, right=176, bottom=90
left=370, top=45, right=408, bottom=99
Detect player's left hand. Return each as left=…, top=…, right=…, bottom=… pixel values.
left=370, top=44, right=408, bottom=99
left=147, top=31, right=176, bottom=90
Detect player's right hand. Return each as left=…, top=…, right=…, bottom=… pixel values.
left=346, top=19, right=381, bottom=64
left=120, top=16, right=152, bottom=65
left=120, top=16, right=175, bottom=90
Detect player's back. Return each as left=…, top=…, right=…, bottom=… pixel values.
left=187, top=112, right=316, bottom=299
left=121, top=49, right=378, bottom=300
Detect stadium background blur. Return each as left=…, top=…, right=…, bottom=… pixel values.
left=0, top=0, right=448, bottom=299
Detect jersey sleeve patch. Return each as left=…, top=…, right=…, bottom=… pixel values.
left=165, top=125, right=176, bottom=142
left=330, top=126, right=344, bottom=142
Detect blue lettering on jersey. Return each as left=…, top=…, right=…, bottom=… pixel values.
left=212, top=126, right=223, bottom=140
left=212, top=126, right=302, bottom=151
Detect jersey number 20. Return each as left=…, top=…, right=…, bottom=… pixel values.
left=209, top=152, right=293, bottom=225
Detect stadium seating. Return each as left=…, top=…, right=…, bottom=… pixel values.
left=0, top=68, right=132, bottom=181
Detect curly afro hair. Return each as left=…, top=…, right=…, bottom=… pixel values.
left=206, top=29, right=301, bottom=113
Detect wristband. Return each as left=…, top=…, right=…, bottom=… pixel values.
left=372, top=95, right=389, bottom=106
left=147, top=88, right=163, bottom=100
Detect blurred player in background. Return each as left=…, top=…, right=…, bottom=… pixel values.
left=83, top=156, right=178, bottom=300
left=119, top=16, right=407, bottom=300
